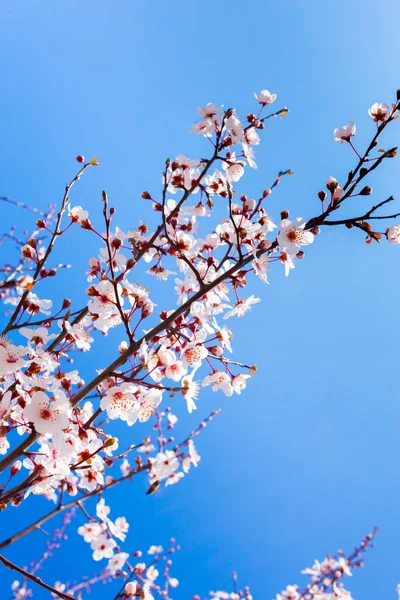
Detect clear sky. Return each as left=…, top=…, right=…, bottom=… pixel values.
left=1, top=1, right=400, bottom=598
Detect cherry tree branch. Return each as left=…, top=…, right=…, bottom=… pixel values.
left=2, top=161, right=96, bottom=335
left=322, top=196, right=400, bottom=225
left=0, top=463, right=150, bottom=550
left=0, top=553, right=76, bottom=600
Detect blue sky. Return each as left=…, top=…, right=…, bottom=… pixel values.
left=1, top=0, right=400, bottom=598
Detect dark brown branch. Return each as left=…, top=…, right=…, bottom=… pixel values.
left=0, top=464, right=150, bottom=550
left=0, top=553, right=75, bottom=600
left=322, top=196, right=399, bottom=226
left=46, top=306, right=89, bottom=353
left=160, top=166, right=205, bottom=289
left=2, top=162, right=94, bottom=336
left=102, top=190, right=134, bottom=343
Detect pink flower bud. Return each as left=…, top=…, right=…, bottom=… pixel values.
left=208, top=345, right=223, bottom=357
left=10, top=461, right=22, bottom=476
left=244, top=198, right=256, bottom=211
left=326, top=177, right=339, bottom=192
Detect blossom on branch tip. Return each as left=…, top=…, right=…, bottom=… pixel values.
left=334, top=122, right=356, bottom=143
left=387, top=224, right=400, bottom=244
left=202, top=371, right=233, bottom=396
left=368, top=102, right=391, bottom=122
left=197, top=103, right=222, bottom=117
left=68, top=205, right=90, bottom=226
left=254, top=89, right=277, bottom=105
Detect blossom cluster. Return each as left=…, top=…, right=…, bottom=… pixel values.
left=0, top=88, right=399, bottom=597
left=275, top=530, right=378, bottom=600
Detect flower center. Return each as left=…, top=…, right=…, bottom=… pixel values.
left=40, top=408, right=52, bottom=420
left=287, top=230, right=298, bottom=242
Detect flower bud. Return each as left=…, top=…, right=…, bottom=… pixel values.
left=141, top=302, right=154, bottom=318
left=62, top=298, right=72, bottom=310
left=104, top=437, right=117, bottom=448
left=310, top=226, right=320, bottom=235
left=207, top=345, right=223, bottom=357
left=296, top=251, right=305, bottom=259
left=141, top=191, right=151, bottom=200
left=280, top=210, right=289, bottom=220
left=111, top=237, right=122, bottom=250
left=257, top=239, right=272, bottom=252
left=243, top=198, right=256, bottom=211
left=10, top=461, right=22, bottom=477
left=326, top=177, right=338, bottom=192
left=22, top=245, right=35, bottom=259
left=318, top=190, right=327, bottom=202
left=360, top=167, right=368, bottom=177
left=76, top=155, right=85, bottom=163
left=36, top=219, right=46, bottom=229
left=360, top=186, right=372, bottom=196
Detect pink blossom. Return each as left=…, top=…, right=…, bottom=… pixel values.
left=24, top=391, right=70, bottom=435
